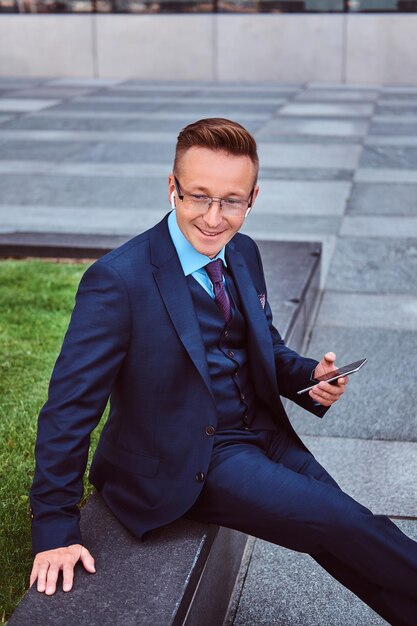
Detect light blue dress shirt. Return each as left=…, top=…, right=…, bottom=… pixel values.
left=168, top=210, right=227, bottom=299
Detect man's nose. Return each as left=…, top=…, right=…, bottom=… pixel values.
left=203, top=201, right=223, bottom=228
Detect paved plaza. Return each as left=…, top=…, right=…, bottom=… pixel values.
left=0, top=77, right=416, bottom=625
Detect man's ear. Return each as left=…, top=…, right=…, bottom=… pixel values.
left=167, top=174, right=176, bottom=207
left=246, top=184, right=259, bottom=217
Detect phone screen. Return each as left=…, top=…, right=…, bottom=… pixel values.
left=315, top=359, right=367, bottom=383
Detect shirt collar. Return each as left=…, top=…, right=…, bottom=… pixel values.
left=168, top=210, right=227, bottom=276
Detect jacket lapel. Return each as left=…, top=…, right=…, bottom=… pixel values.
left=150, top=217, right=214, bottom=402
left=226, top=243, right=280, bottom=410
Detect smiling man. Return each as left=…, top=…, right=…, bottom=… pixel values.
left=29, top=119, right=417, bottom=624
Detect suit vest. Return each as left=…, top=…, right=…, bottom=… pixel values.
left=187, top=269, right=276, bottom=431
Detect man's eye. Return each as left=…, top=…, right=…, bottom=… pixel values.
left=224, top=198, right=244, bottom=206
left=191, top=194, right=210, bottom=202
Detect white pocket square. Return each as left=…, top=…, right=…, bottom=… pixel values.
left=258, top=293, right=266, bottom=309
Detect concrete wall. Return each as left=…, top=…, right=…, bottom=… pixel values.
left=0, top=13, right=416, bottom=84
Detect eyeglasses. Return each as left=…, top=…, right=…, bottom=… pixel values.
left=174, top=176, right=254, bottom=218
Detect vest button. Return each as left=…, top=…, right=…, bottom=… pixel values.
left=241, top=393, right=246, bottom=400
left=224, top=330, right=229, bottom=337
left=233, top=370, right=239, bottom=377
left=205, top=426, right=215, bottom=436
left=196, top=472, right=205, bottom=482
left=228, top=350, right=235, bottom=357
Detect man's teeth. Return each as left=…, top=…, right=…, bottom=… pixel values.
left=200, top=229, right=220, bottom=236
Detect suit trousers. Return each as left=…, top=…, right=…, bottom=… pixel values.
left=186, top=428, right=417, bottom=625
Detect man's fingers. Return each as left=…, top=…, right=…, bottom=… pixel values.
left=31, top=544, right=95, bottom=595
left=45, top=564, right=60, bottom=596
left=323, top=351, right=336, bottom=364
left=79, top=546, right=96, bottom=573
left=309, top=380, right=346, bottom=406
left=29, top=561, right=39, bottom=588
left=35, top=560, right=49, bottom=593
left=62, top=561, right=75, bottom=593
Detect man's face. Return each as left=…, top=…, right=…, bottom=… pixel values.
left=168, top=147, right=259, bottom=259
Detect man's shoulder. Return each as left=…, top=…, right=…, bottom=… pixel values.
left=230, top=231, right=260, bottom=260
left=93, top=215, right=169, bottom=273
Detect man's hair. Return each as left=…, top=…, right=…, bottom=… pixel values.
left=174, top=118, right=259, bottom=183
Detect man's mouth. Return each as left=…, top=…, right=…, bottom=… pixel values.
left=196, top=226, right=225, bottom=238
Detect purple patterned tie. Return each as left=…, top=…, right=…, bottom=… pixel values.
left=205, top=259, right=231, bottom=322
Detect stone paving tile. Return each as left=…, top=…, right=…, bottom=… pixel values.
left=5, top=87, right=99, bottom=99
left=193, top=89, right=293, bottom=100
left=303, top=436, right=417, bottom=517
left=376, top=105, right=417, bottom=115
left=246, top=214, right=341, bottom=236
left=48, top=78, right=124, bottom=87
left=255, top=135, right=362, bottom=145
left=0, top=114, right=12, bottom=125
left=0, top=140, right=90, bottom=161
left=51, top=162, right=170, bottom=178
left=307, top=82, right=382, bottom=91
left=259, top=167, right=353, bottom=181
left=360, top=145, right=417, bottom=168
left=94, top=88, right=199, bottom=99
left=316, top=292, right=417, bottom=332
left=0, top=77, right=45, bottom=86
left=295, top=90, right=380, bottom=102
left=287, top=327, right=417, bottom=441
left=278, top=103, right=375, bottom=117
left=233, top=521, right=416, bottom=626
left=0, top=174, right=169, bottom=209
left=347, top=183, right=417, bottom=215
left=0, top=129, right=177, bottom=143
left=0, top=116, right=187, bottom=132
left=258, top=143, right=362, bottom=169
left=0, top=160, right=54, bottom=174
left=365, top=136, right=417, bottom=146
left=62, top=141, right=175, bottom=163
left=45, top=101, right=163, bottom=114
left=374, top=114, right=417, bottom=123
left=355, top=168, right=417, bottom=183
left=0, top=98, right=60, bottom=112
left=255, top=118, right=369, bottom=137
left=341, top=216, right=417, bottom=238
left=0, top=205, right=166, bottom=235
left=326, top=237, right=417, bottom=294
left=379, top=96, right=417, bottom=104
left=369, top=122, right=417, bottom=136
left=157, top=102, right=281, bottom=114
left=255, top=180, right=351, bottom=216
left=380, top=86, right=417, bottom=94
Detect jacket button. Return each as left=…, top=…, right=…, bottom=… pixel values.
left=196, top=472, right=205, bottom=482
left=205, top=426, right=215, bottom=436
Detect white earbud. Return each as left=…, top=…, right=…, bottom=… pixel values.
left=170, top=191, right=176, bottom=210
left=245, top=205, right=252, bottom=218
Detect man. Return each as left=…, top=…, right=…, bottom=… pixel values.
left=30, top=118, right=417, bottom=624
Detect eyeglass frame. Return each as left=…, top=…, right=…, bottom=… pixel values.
left=173, top=175, right=255, bottom=218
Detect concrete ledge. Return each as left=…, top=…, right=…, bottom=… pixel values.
left=7, top=237, right=321, bottom=625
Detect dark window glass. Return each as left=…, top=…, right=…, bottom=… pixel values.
left=0, top=0, right=415, bottom=13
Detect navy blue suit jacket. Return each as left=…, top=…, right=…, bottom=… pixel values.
left=30, top=214, right=326, bottom=554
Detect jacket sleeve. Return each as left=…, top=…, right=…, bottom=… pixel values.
left=251, top=239, right=328, bottom=419
left=29, top=260, right=131, bottom=554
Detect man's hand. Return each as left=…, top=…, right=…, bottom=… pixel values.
left=310, top=352, right=348, bottom=407
left=30, top=544, right=96, bottom=595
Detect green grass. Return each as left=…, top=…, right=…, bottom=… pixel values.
left=0, top=258, right=107, bottom=623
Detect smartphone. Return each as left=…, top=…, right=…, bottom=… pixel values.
left=296, top=358, right=368, bottom=395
